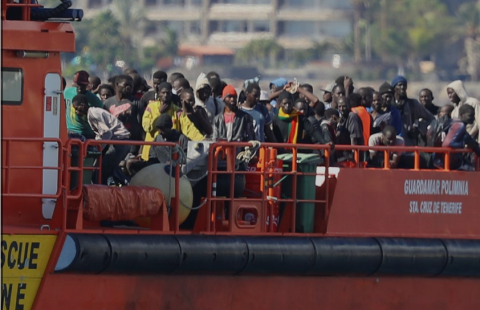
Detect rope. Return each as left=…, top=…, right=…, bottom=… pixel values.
left=236, top=140, right=261, bottom=169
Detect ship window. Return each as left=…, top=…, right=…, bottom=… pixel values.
left=1, top=68, right=23, bottom=105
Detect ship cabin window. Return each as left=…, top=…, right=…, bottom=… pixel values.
left=1, top=68, right=23, bottom=105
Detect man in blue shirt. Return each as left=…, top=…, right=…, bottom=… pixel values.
left=240, top=83, right=276, bottom=142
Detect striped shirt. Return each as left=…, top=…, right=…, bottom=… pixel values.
left=87, top=107, right=130, bottom=141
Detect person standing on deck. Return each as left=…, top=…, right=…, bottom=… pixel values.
left=178, top=88, right=212, bottom=141
left=173, top=78, right=191, bottom=99
left=240, top=83, right=277, bottom=143
left=379, top=82, right=403, bottom=137
left=446, top=80, right=480, bottom=143
left=330, top=84, right=346, bottom=110
left=103, top=75, right=144, bottom=156
left=98, top=84, right=115, bottom=102
left=88, top=75, right=102, bottom=96
left=419, top=89, right=439, bottom=116
left=348, top=93, right=372, bottom=146
left=64, top=70, right=104, bottom=139
left=213, top=86, right=255, bottom=142
left=319, top=83, right=335, bottom=109
left=335, top=96, right=364, bottom=164
left=391, top=76, right=434, bottom=146
left=358, top=87, right=374, bottom=113
left=272, top=91, right=311, bottom=144
left=298, top=83, right=320, bottom=112
left=72, top=94, right=130, bottom=185
left=140, top=71, right=168, bottom=109
left=141, top=82, right=180, bottom=161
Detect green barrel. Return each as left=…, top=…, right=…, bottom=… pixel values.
left=277, top=153, right=321, bottom=233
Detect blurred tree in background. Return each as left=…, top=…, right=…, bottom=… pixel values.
left=53, top=0, right=480, bottom=80
left=235, top=39, right=283, bottom=69
left=457, top=1, right=480, bottom=80
left=60, top=0, right=178, bottom=78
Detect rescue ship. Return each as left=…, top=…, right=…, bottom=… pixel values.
left=2, top=1, right=480, bottom=309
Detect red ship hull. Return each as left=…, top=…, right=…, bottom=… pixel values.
left=33, top=274, right=480, bottom=310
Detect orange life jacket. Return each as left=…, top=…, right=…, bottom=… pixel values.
left=352, top=106, right=371, bottom=145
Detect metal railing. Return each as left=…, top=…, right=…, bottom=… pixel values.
left=334, top=144, right=479, bottom=171
left=202, top=142, right=332, bottom=234
left=2, top=137, right=479, bottom=233
left=2, top=137, right=64, bottom=198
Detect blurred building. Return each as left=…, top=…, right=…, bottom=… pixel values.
left=77, top=0, right=353, bottom=49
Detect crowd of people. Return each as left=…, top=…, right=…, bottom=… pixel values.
left=63, top=68, right=480, bottom=184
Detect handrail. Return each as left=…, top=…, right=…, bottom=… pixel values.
left=333, top=144, right=479, bottom=171
left=205, top=142, right=331, bottom=233
left=2, top=137, right=64, bottom=198
left=2, top=137, right=478, bottom=233
left=69, top=139, right=181, bottom=231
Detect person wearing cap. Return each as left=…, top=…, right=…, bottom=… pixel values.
left=141, top=82, right=181, bottom=161
left=319, top=83, right=335, bottom=109
left=72, top=94, right=130, bottom=185
left=64, top=70, right=104, bottom=139
left=391, top=75, right=433, bottom=146
left=212, top=85, right=255, bottom=142
left=240, top=83, right=276, bottom=142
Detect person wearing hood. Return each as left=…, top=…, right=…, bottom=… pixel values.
left=141, top=82, right=180, bottom=161
left=195, top=73, right=224, bottom=124
left=391, top=75, right=434, bottom=146
left=446, top=80, right=480, bottom=143
left=212, top=85, right=255, bottom=142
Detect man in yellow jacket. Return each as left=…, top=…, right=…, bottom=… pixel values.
left=141, top=82, right=180, bottom=160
